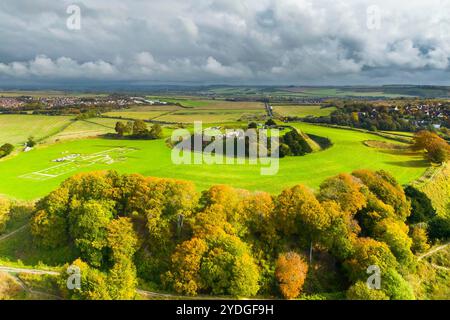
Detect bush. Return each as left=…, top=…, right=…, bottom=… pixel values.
left=428, top=216, right=450, bottom=241
left=0, top=143, right=14, bottom=158
left=248, top=122, right=257, bottom=129
left=405, top=186, right=436, bottom=224
left=346, top=281, right=389, bottom=300
left=26, top=136, right=36, bottom=148
left=277, top=143, right=291, bottom=158
left=279, top=130, right=313, bottom=156
left=149, top=124, right=163, bottom=139
left=410, top=225, right=430, bottom=253
left=0, top=198, right=11, bottom=233
left=413, top=131, right=449, bottom=164
left=0, top=272, right=24, bottom=299
left=382, top=269, right=415, bottom=300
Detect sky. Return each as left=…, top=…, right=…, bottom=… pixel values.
left=1, top=0, right=450, bottom=86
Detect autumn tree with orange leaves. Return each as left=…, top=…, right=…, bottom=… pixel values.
left=412, top=130, right=449, bottom=163
left=275, top=252, right=308, bottom=299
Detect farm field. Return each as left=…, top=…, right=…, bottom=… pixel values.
left=0, top=122, right=428, bottom=200
left=272, top=105, right=336, bottom=117
left=0, top=115, right=74, bottom=146
left=148, top=97, right=212, bottom=108
left=46, top=117, right=177, bottom=143
left=155, top=109, right=266, bottom=123
left=45, top=118, right=117, bottom=142
left=190, top=101, right=264, bottom=110
left=104, top=110, right=175, bottom=121
left=281, top=87, right=413, bottom=98
left=103, top=105, right=183, bottom=120
left=149, top=97, right=264, bottom=110
left=102, top=101, right=266, bottom=123
left=205, top=87, right=414, bottom=98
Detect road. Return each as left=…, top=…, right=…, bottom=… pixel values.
left=0, top=224, right=28, bottom=242
left=0, top=266, right=59, bottom=275
left=264, top=102, right=273, bottom=118
left=0, top=265, right=184, bottom=299
left=431, top=263, right=450, bottom=272
left=418, top=242, right=450, bottom=261
left=11, top=274, right=62, bottom=300
left=0, top=227, right=254, bottom=300
left=0, top=226, right=186, bottom=299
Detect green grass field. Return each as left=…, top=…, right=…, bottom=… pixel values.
left=148, top=97, right=212, bottom=108
left=0, top=115, right=74, bottom=146
left=0, top=122, right=428, bottom=200
left=46, top=118, right=117, bottom=142
left=272, top=105, right=336, bottom=117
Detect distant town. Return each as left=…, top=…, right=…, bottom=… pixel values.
left=0, top=95, right=170, bottom=110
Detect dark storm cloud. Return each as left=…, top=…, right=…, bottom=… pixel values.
left=0, top=0, right=450, bottom=84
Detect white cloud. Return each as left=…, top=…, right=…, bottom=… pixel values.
left=203, top=57, right=251, bottom=78
left=0, top=0, right=450, bottom=84
left=0, top=55, right=118, bottom=79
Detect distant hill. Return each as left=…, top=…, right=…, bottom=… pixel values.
left=2, top=84, right=450, bottom=99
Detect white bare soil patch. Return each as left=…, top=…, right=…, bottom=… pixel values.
left=19, top=147, right=136, bottom=181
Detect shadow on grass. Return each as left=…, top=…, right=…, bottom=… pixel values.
left=0, top=226, right=77, bottom=268
left=375, top=148, right=420, bottom=156
left=384, top=159, right=430, bottom=168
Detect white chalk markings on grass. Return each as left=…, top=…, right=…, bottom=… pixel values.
left=19, top=147, right=135, bottom=181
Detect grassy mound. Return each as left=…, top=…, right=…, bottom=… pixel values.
left=297, top=130, right=322, bottom=152
left=411, top=162, right=450, bottom=217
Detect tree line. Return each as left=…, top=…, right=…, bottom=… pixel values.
left=114, top=120, right=163, bottom=140
left=27, top=169, right=449, bottom=300
left=183, top=127, right=323, bottom=159
left=300, top=102, right=449, bottom=133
